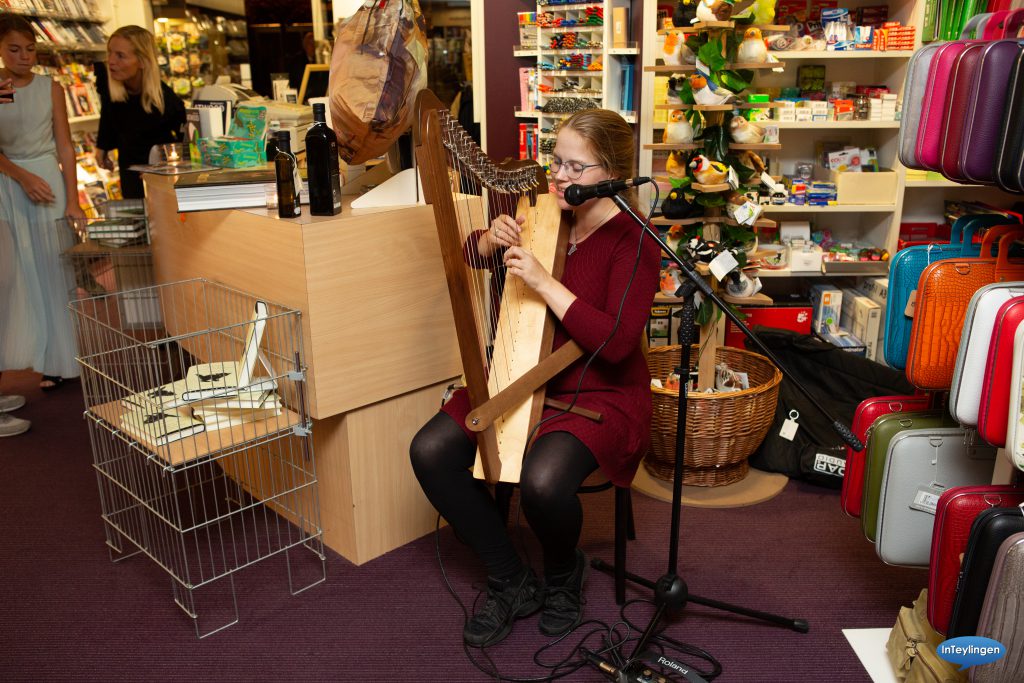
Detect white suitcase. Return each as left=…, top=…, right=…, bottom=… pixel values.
left=949, top=282, right=1024, bottom=426
left=1009, top=324, right=1024, bottom=471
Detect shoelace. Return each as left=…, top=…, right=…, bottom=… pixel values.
left=544, top=584, right=586, bottom=614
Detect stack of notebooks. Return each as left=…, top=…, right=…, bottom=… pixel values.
left=116, top=301, right=284, bottom=448
left=85, top=218, right=147, bottom=248
left=174, top=168, right=308, bottom=213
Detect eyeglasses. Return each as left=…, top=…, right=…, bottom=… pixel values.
left=550, top=157, right=602, bottom=181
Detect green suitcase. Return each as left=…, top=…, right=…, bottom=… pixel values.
left=860, top=410, right=957, bottom=542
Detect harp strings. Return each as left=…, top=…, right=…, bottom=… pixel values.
left=438, top=111, right=540, bottom=400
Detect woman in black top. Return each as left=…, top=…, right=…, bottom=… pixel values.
left=96, top=25, right=185, bottom=199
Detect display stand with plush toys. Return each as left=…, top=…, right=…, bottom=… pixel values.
left=644, top=0, right=789, bottom=389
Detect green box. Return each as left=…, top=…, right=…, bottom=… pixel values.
left=199, top=104, right=269, bottom=168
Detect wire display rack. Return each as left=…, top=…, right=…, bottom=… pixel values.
left=59, top=199, right=159, bottom=328
left=70, top=279, right=325, bottom=637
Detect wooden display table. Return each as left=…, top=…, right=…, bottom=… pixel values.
left=143, top=173, right=461, bottom=565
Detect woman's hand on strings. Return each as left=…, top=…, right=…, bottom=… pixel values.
left=480, top=214, right=524, bottom=257
left=503, top=245, right=551, bottom=292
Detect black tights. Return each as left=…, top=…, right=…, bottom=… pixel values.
left=410, top=412, right=598, bottom=581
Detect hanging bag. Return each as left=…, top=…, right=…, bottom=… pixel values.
left=995, top=48, right=1024, bottom=193
left=906, top=225, right=1024, bottom=390
left=328, top=0, right=428, bottom=164
left=977, top=296, right=1024, bottom=445
left=960, top=40, right=1024, bottom=184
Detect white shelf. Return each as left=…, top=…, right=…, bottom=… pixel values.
left=607, top=46, right=640, bottom=55
left=539, top=48, right=605, bottom=54
left=543, top=91, right=603, bottom=98
left=539, top=69, right=603, bottom=77
left=762, top=204, right=897, bottom=213
left=514, top=109, right=540, bottom=119
left=905, top=179, right=984, bottom=188
left=69, top=114, right=100, bottom=125
left=540, top=25, right=605, bottom=33
left=756, top=267, right=823, bottom=278
left=769, top=50, right=915, bottom=59
left=514, top=48, right=539, bottom=57
left=773, top=120, right=901, bottom=129
left=538, top=2, right=604, bottom=10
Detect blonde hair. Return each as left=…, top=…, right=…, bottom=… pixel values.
left=559, top=109, right=640, bottom=210
left=107, top=26, right=164, bottom=114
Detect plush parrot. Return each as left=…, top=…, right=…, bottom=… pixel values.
left=689, top=75, right=735, bottom=106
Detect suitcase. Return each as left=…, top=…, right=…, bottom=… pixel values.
left=906, top=225, right=1024, bottom=390
left=861, top=410, right=957, bottom=543
left=928, top=486, right=1024, bottom=635
left=842, top=394, right=930, bottom=518
left=971, top=532, right=1024, bottom=682
left=995, top=49, right=1024, bottom=193
left=948, top=507, right=1024, bottom=638
left=949, top=283, right=1024, bottom=426
left=898, top=44, right=943, bottom=170
left=917, top=41, right=978, bottom=172
left=884, top=214, right=995, bottom=370
left=1009, top=325, right=1024, bottom=469
left=977, top=296, right=1024, bottom=446
left=876, top=429, right=997, bottom=568
left=960, top=40, right=1024, bottom=184
left=940, top=43, right=987, bottom=183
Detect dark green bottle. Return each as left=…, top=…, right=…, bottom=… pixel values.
left=275, top=130, right=301, bottom=219
left=305, top=103, right=342, bottom=216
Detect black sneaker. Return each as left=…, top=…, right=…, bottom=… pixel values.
left=539, top=549, right=587, bottom=637
left=463, top=568, right=543, bottom=647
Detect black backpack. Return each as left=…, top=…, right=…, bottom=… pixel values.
left=743, top=327, right=915, bottom=488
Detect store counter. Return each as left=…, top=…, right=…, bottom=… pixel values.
left=143, top=173, right=461, bottom=565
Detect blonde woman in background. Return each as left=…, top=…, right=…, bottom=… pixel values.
left=0, top=14, right=85, bottom=425
left=96, top=25, right=185, bottom=199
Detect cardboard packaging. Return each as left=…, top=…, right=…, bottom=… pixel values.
left=841, top=289, right=882, bottom=360
left=809, top=284, right=843, bottom=334
left=613, top=7, right=629, bottom=48
left=724, top=305, right=813, bottom=348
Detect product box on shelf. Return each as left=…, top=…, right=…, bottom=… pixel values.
left=724, top=305, right=813, bottom=348
left=841, top=289, right=882, bottom=360
left=648, top=305, right=672, bottom=347
left=809, top=284, right=843, bottom=334
left=787, top=241, right=824, bottom=272
left=815, top=167, right=897, bottom=205
left=858, top=276, right=889, bottom=306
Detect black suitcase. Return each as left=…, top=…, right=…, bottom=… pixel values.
left=947, top=507, right=1024, bottom=638
left=995, top=49, right=1024, bottom=194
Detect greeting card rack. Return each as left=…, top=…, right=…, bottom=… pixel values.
left=69, top=278, right=325, bottom=638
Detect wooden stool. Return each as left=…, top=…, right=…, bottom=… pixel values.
left=494, top=474, right=636, bottom=605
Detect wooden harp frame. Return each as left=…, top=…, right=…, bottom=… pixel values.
left=414, top=90, right=584, bottom=483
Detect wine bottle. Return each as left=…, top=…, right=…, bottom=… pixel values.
left=275, top=130, right=302, bottom=219
left=305, top=103, right=342, bottom=216
left=265, top=120, right=280, bottom=164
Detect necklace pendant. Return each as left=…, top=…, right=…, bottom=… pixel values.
left=567, top=243, right=577, bottom=256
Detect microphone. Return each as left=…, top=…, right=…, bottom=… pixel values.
left=564, top=177, right=653, bottom=206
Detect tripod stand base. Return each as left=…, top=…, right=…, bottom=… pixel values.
left=590, top=558, right=809, bottom=633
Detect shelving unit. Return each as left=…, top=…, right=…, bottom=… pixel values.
left=638, top=0, right=920, bottom=274
left=513, top=0, right=636, bottom=165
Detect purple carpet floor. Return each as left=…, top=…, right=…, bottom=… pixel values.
left=0, top=370, right=921, bottom=682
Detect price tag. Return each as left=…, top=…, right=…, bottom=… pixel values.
left=708, top=250, right=739, bottom=281
left=904, top=290, right=917, bottom=318
left=779, top=409, right=800, bottom=441
left=909, top=483, right=946, bottom=515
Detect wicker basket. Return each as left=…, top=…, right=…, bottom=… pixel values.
left=645, top=345, right=782, bottom=487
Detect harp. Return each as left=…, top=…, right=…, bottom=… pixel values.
left=415, top=90, right=589, bottom=483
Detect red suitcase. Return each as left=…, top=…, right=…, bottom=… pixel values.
left=841, top=394, right=930, bottom=517
left=977, top=296, right=1024, bottom=446
left=927, top=485, right=1024, bottom=636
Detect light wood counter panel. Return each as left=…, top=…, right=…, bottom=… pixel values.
left=143, top=173, right=461, bottom=564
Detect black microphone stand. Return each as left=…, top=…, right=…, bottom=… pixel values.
left=589, top=193, right=864, bottom=677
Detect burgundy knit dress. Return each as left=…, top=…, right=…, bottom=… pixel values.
left=441, top=210, right=662, bottom=487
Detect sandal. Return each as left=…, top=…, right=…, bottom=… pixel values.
left=40, top=375, right=66, bottom=392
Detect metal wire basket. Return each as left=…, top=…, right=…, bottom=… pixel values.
left=69, top=278, right=325, bottom=637
left=645, top=345, right=782, bottom=487
left=58, top=199, right=155, bottom=320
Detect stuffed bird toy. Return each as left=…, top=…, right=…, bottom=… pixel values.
left=666, top=150, right=690, bottom=178
left=729, top=115, right=766, bottom=144
left=737, top=27, right=768, bottom=63
left=689, top=154, right=729, bottom=185
left=661, top=186, right=698, bottom=218
left=663, top=110, right=695, bottom=145
left=689, top=75, right=735, bottom=106
left=661, top=31, right=686, bottom=65
left=673, top=0, right=698, bottom=27
left=693, top=0, right=735, bottom=23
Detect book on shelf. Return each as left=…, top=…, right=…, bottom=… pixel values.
left=173, top=167, right=309, bottom=212
left=118, top=405, right=205, bottom=447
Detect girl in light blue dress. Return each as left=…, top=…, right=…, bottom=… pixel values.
left=0, top=14, right=85, bottom=406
